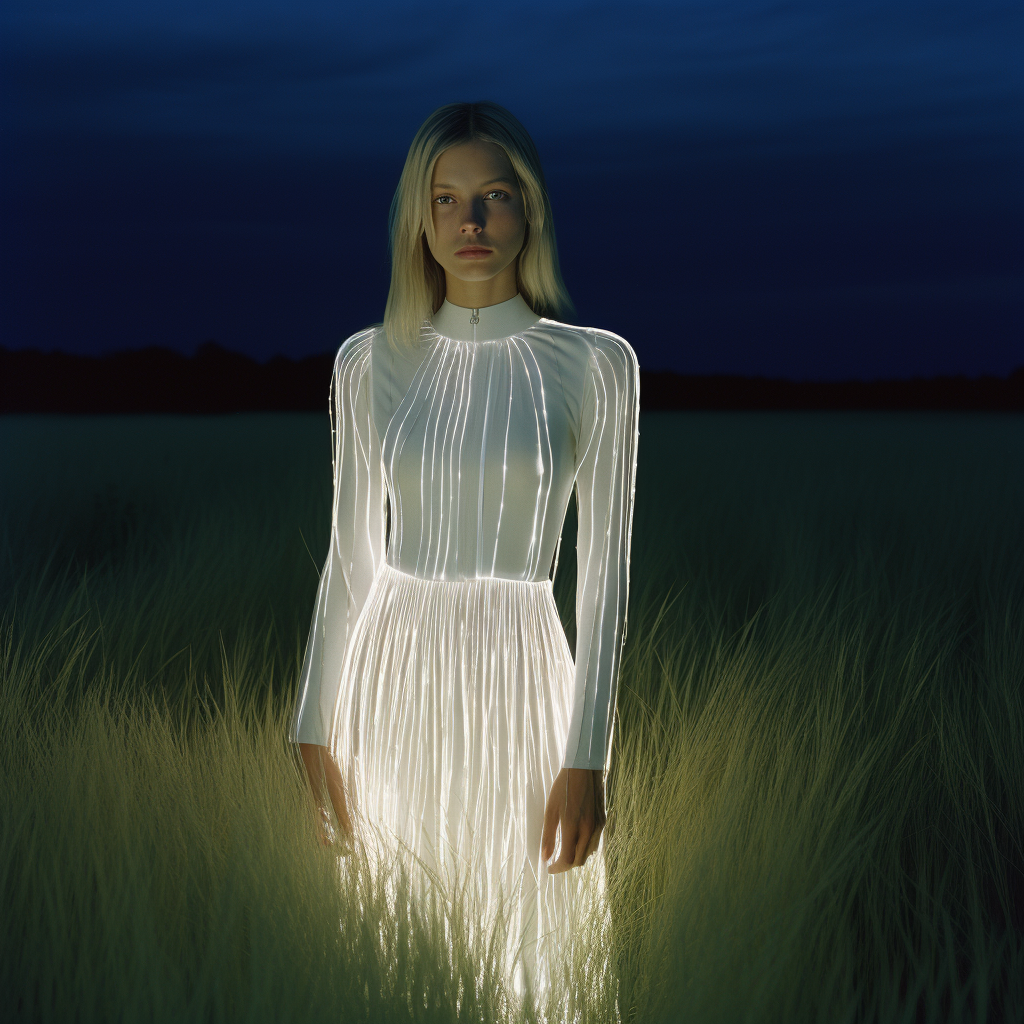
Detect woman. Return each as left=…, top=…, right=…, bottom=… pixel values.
left=290, top=100, right=640, bottom=994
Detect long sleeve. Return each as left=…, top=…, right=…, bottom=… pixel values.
left=290, top=330, right=387, bottom=747
left=561, top=330, right=640, bottom=772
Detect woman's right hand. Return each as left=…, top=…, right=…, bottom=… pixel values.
left=299, top=743, right=354, bottom=842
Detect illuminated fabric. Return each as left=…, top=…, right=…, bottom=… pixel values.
left=290, top=291, right=639, bottom=987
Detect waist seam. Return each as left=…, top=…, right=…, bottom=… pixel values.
left=380, top=560, right=552, bottom=587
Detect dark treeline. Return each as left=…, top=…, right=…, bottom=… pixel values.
left=2, top=342, right=1022, bottom=413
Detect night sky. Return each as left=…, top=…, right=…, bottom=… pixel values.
left=3, top=0, right=1021, bottom=378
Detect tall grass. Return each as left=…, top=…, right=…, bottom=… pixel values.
left=1, top=412, right=1022, bottom=1023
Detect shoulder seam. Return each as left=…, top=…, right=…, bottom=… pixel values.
left=536, top=320, right=636, bottom=359
left=334, top=326, right=377, bottom=370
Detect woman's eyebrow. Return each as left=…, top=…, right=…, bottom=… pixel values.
left=432, top=177, right=515, bottom=189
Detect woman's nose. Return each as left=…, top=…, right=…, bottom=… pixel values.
left=461, top=198, right=486, bottom=231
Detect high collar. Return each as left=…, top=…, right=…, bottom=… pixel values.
left=429, top=292, right=542, bottom=342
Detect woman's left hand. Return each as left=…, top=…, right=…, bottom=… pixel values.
left=541, top=767, right=606, bottom=873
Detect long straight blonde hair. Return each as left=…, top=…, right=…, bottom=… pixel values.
left=381, top=101, right=576, bottom=353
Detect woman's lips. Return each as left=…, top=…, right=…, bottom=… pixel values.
left=455, top=248, right=493, bottom=258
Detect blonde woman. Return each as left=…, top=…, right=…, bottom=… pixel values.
left=291, top=100, right=639, bottom=994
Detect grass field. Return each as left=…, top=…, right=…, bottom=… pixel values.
left=1, top=411, right=1022, bottom=1023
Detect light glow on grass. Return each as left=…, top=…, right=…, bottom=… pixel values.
left=1, top=411, right=1022, bottom=1022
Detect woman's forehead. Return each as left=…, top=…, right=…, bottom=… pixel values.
left=432, top=141, right=515, bottom=186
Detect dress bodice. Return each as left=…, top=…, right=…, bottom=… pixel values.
left=293, top=292, right=640, bottom=771
left=370, top=296, right=593, bottom=583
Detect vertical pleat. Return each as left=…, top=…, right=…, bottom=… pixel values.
left=330, top=560, right=605, bottom=991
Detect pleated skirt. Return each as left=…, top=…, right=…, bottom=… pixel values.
left=330, top=559, right=606, bottom=995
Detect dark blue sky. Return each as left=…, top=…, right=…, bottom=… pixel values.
left=2, top=0, right=1021, bottom=378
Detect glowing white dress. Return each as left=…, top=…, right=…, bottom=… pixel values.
left=290, top=292, right=639, bottom=992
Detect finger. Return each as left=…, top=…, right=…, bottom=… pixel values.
left=578, top=779, right=604, bottom=864
left=541, top=787, right=561, bottom=862
left=549, top=816, right=579, bottom=874
left=583, top=820, right=604, bottom=861
left=573, top=817, right=594, bottom=866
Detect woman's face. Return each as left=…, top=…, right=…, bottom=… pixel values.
left=427, top=140, right=527, bottom=295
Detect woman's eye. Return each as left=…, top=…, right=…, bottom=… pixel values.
left=434, top=191, right=507, bottom=205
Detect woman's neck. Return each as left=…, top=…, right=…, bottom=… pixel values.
left=442, top=265, right=518, bottom=309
